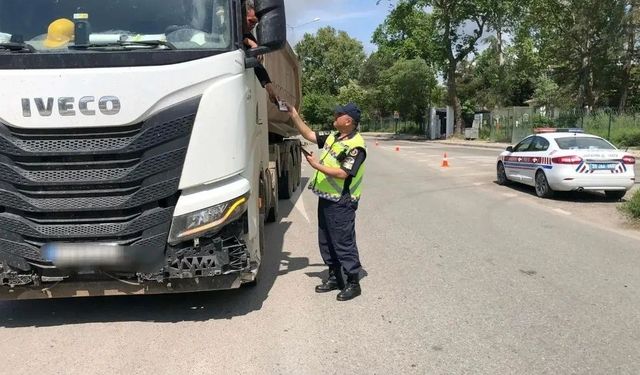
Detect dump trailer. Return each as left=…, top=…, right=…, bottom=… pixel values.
left=0, top=0, right=301, bottom=299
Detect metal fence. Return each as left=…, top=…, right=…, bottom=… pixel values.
left=360, top=117, right=425, bottom=134
left=482, top=107, right=640, bottom=147
left=342, top=107, right=640, bottom=147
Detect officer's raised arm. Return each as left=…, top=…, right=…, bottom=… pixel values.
left=286, top=103, right=317, bottom=144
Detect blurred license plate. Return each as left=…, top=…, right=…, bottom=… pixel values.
left=589, top=163, right=617, bottom=170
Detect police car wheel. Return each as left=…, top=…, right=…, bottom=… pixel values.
left=535, top=170, right=554, bottom=198
left=496, top=162, right=509, bottom=185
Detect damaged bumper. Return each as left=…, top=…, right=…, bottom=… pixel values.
left=0, top=215, right=256, bottom=300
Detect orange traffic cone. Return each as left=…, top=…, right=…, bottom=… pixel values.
left=441, top=152, right=450, bottom=168
left=375, top=141, right=379, bottom=146
left=395, top=146, right=400, bottom=152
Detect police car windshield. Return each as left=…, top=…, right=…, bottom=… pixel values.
left=0, top=0, right=231, bottom=52
left=555, top=137, right=616, bottom=150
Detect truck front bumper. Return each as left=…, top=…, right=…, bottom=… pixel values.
left=0, top=214, right=255, bottom=300
left=0, top=274, right=244, bottom=300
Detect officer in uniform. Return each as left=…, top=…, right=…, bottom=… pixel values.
left=287, top=102, right=367, bottom=301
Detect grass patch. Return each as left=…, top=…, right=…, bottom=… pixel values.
left=620, top=189, right=640, bottom=220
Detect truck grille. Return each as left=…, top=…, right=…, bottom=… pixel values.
left=0, top=97, right=200, bottom=268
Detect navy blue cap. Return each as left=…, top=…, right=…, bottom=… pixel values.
left=335, top=103, right=361, bottom=124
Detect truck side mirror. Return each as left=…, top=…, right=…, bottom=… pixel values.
left=247, top=0, right=286, bottom=57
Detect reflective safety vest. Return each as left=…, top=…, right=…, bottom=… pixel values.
left=309, top=132, right=366, bottom=202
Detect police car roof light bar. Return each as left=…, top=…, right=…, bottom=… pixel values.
left=533, top=127, right=585, bottom=134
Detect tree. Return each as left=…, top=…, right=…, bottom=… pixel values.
left=531, top=0, right=626, bottom=109
left=375, top=0, right=489, bottom=135
left=301, top=92, right=337, bottom=128
left=484, top=0, right=529, bottom=66
left=619, top=0, right=640, bottom=112
left=358, top=51, right=396, bottom=121
left=382, top=59, right=438, bottom=125
left=530, top=75, right=565, bottom=117
left=295, top=27, right=366, bottom=96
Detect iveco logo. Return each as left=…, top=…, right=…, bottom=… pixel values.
left=21, top=96, right=121, bottom=117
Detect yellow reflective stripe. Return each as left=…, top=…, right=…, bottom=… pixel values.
left=324, top=176, right=343, bottom=192
left=350, top=176, right=363, bottom=193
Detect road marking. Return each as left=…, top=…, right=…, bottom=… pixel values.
left=290, top=182, right=311, bottom=223
left=456, top=173, right=494, bottom=177
left=553, top=208, right=572, bottom=216
left=502, top=193, right=518, bottom=198
left=458, top=156, right=497, bottom=161
left=473, top=182, right=484, bottom=186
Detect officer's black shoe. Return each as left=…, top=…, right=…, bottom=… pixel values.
left=315, top=267, right=344, bottom=293
left=337, top=275, right=361, bottom=301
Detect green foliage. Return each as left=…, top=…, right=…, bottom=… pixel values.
left=613, top=130, right=640, bottom=148
left=620, top=189, right=640, bottom=220
left=531, top=75, right=563, bottom=109
left=531, top=0, right=627, bottom=108
left=301, top=92, right=337, bottom=129
left=295, top=27, right=366, bottom=96
left=297, top=0, right=640, bottom=140
left=337, top=80, right=367, bottom=109
left=374, top=0, right=492, bottom=134
left=381, top=59, right=437, bottom=125
left=582, top=112, right=640, bottom=147
left=531, top=115, right=555, bottom=127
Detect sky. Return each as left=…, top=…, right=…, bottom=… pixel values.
left=283, top=0, right=397, bottom=54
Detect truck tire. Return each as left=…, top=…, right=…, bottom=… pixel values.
left=266, top=166, right=279, bottom=222
left=294, top=149, right=302, bottom=188
left=279, top=155, right=294, bottom=199
left=246, top=180, right=267, bottom=287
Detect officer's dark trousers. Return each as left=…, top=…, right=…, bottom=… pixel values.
left=317, top=196, right=362, bottom=277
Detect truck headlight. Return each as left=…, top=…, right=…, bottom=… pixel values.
left=168, top=194, right=249, bottom=244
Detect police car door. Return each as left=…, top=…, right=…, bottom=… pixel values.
left=506, top=136, right=534, bottom=182
left=520, top=136, right=550, bottom=186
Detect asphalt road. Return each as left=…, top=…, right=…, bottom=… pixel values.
left=1, top=136, right=639, bottom=374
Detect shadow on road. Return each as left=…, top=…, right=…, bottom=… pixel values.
left=0, top=181, right=311, bottom=328
left=494, top=181, right=630, bottom=203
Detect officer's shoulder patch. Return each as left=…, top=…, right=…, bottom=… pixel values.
left=349, top=148, right=360, bottom=157
left=343, top=157, right=355, bottom=170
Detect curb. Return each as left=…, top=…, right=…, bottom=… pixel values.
left=433, top=141, right=508, bottom=151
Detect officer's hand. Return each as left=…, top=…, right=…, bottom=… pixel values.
left=304, top=153, right=317, bottom=167
left=286, top=103, right=299, bottom=118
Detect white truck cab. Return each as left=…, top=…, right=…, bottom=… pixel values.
left=0, top=0, right=302, bottom=299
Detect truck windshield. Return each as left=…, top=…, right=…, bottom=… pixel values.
left=0, top=0, right=232, bottom=52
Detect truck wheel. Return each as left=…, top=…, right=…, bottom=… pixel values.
left=246, top=181, right=267, bottom=287
left=267, top=168, right=279, bottom=222
left=294, top=150, right=302, bottom=188
left=279, top=156, right=294, bottom=199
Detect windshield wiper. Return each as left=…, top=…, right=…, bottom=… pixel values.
left=0, top=42, right=35, bottom=53
left=69, top=40, right=176, bottom=51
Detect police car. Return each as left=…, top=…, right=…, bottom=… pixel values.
left=497, top=129, right=636, bottom=199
